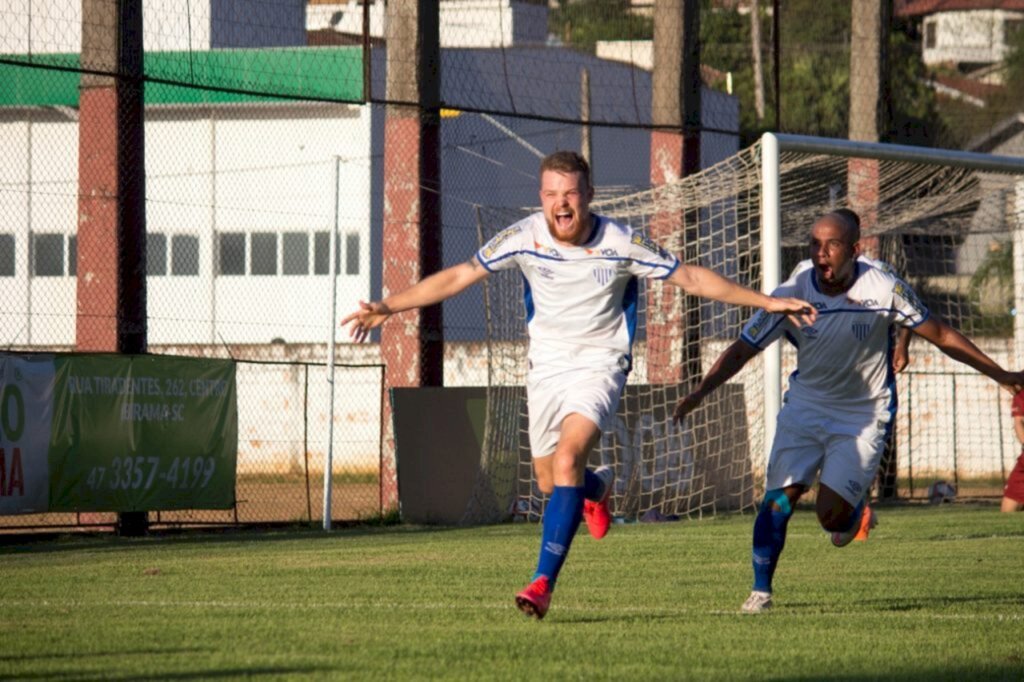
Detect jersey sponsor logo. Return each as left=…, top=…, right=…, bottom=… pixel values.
left=534, top=242, right=563, bottom=259
left=592, top=266, right=615, bottom=286
left=746, top=309, right=772, bottom=339
left=630, top=232, right=671, bottom=259
left=893, top=280, right=927, bottom=317
left=848, top=298, right=879, bottom=307
left=851, top=322, right=871, bottom=341
left=481, top=225, right=520, bottom=258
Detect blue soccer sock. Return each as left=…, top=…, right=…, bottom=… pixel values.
left=583, top=468, right=605, bottom=501
left=834, top=498, right=865, bottom=533
left=534, top=485, right=585, bottom=590
left=751, top=489, right=794, bottom=594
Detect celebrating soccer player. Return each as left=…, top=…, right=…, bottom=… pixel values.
left=342, top=150, right=815, bottom=620
left=674, top=209, right=1024, bottom=614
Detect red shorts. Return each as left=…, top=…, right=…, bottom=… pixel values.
left=1005, top=451, right=1024, bottom=503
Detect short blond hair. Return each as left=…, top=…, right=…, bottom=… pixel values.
left=540, top=150, right=592, bottom=189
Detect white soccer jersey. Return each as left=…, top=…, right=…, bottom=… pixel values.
left=476, top=212, right=679, bottom=371
left=741, top=261, right=928, bottom=417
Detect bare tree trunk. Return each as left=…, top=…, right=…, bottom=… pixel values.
left=750, top=0, right=765, bottom=121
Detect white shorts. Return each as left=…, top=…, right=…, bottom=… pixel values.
left=527, top=366, right=627, bottom=457
left=766, top=403, right=890, bottom=505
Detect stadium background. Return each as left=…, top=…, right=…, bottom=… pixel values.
left=1, top=0, right=1023, bottom=530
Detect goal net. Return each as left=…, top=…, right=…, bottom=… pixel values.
left=463, top=135, right=1024, bottom=524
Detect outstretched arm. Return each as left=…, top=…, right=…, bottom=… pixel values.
left=341, top=257, right=490, bottom=342
left=673, top=338, right=760, bottom=424
left=912, top=318, right=1024, bottom=394
left=667, top=264, right=816, bottom=326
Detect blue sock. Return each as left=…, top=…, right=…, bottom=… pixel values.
left=534, top=486, right=585, bottom=589
left=583, top=468, right=604, bottom=501
left=752, top=489, right=794, bottom=594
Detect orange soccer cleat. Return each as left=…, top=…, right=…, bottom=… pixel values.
left=853, top=505, right=877, bottom=542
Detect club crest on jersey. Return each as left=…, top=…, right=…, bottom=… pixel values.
left=630, top=232, right=670, bottom=259
left=592, top=267, right=615, bottom=285
left=851, top=322, right=871, bottom=341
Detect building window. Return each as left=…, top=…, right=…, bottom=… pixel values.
left=32, top=233, right=64, bottom=277
left=1007, top=18, right=1023, bottom=42
left=172, top=235, right=200, bottom=276
left=68, top=236, right=76, bottom=277
left=345, top=233, right=360, bottom=275
left=313, top=231, right=343, bottom=275
left=148, top=232, right=167, bottom=276
left=282, top=232, right=309, bottom=275
left=218, top=232, right=246, bottom=276
left=925, top=20, right=937, bottom=49
left=250, top=232, right=277, bottom=275
left=0, top=234, right=14, bottom=277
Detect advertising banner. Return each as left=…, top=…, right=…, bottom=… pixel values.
left=0, top=353, right=237, bottom=514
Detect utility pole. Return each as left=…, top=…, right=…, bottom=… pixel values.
left=78, top=0, right=148, bottom=536
left=649, top=0, right=701, bottom=385
left=750, top=0, right=765, bottom=122
left=849, top=0, right=896, bottom=500
left=380, top=0, right=443, bottom=510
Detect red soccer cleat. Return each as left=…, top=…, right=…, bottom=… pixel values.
left=515, top=575, right=552, bottom=620
left=583, top=465, right=614, bottom=540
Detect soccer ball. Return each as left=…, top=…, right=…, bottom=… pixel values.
left=927, top=480, right=956, bottom=504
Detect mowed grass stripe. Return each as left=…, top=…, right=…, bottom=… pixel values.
left=1, top=504, right=1022, bottom=681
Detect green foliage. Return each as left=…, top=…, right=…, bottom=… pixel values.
left=549, top=0, right=652, bottom=53
left=551, top=0, right=949, bottom=145
left=968, top=240, right=1014, bottom=336
left=2, top=507, right=1023, bottom=680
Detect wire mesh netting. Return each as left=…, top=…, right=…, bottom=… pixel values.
left=463, top=140, right=1024, bottom=524
left=2, top=1, right=1023, bottom=529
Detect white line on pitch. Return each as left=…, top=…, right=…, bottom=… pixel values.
left=1, top=599, right=1021, bottom=621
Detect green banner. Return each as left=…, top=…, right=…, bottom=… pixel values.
left=0, top=353, right=237, bottom=514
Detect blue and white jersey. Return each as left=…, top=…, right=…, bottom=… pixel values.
left=741, top=261, right=928, bottom=417
left=477, top=212, right=679, bottom=372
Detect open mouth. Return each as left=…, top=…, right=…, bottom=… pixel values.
left=555, top=210, right=574, bottom=231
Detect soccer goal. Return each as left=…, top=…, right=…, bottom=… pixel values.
left=463, top=133, right=1024, bottom=524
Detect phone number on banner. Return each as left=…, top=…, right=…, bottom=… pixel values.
left=85, top=456, right=217, bottom=491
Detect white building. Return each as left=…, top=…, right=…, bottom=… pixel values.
left=2, top=0, right=307, bottom=53
left=307, top=0, right=549, bottom=48
left=897, top=0, right=1024, bottom=68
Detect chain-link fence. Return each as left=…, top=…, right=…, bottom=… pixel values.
left=1, top=1, right=1022, bottom=529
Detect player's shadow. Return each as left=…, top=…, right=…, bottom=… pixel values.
left=0, top=523, right=473, bottom=556
left=782, top=592, right=1023, bottom=612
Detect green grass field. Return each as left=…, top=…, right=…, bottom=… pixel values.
left=2, top=504, right=1022, bottom=681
